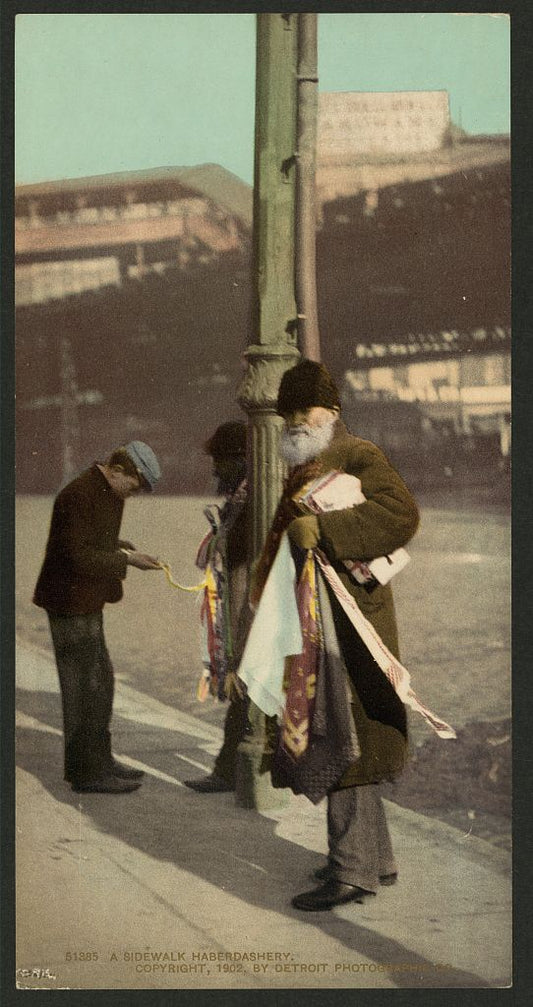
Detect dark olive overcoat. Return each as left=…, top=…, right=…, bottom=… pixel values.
left=292, top=420, right=420, bottom=786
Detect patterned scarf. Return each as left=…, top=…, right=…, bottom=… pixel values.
left=197, top=480, right=247, bottom=701
left=280, top=550, right=322, bottom=759
left=249, top=459, right=325, bottom=756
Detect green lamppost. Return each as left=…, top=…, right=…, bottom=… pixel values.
left=235, top=13, right=300, bottom=809
left=236, top=12, right=321, bottom=810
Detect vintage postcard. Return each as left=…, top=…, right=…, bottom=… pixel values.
left=12, top=6, right=511, bottom=994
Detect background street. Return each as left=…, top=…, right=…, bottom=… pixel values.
left=16, top=491, right=510, bottom=839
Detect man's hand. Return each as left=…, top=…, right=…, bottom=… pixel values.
left=287, top=515, right=320, bottom=551
left=125, top=550, right=161, bottom=570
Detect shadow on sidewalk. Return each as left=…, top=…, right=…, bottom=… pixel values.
left=16, top=686, right=493, bottom=990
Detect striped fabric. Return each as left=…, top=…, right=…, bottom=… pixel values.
left=315, top=549, right=456, bottom=740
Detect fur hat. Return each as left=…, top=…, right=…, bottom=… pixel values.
left=204, top=421, right=247, bottom=461
left=277, top=360, right=341, bottom=416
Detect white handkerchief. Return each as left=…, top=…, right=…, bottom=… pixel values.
left=238, top=534, right=302, bottom=718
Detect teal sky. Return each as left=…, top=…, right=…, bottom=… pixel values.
left=15, top=12, right=510, bottom=186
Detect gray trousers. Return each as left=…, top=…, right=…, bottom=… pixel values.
left=48, top=612, right=114, bottom=785
left=327, top=784, right=397, bottom=892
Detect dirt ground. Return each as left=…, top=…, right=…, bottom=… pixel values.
left=16, top=493, right=511, bottom=850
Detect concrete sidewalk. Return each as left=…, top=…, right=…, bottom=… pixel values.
left=15, top=639, right=512, bottom=991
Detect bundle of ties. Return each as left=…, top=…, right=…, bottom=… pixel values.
left=159, top=470, right=456, bottom=766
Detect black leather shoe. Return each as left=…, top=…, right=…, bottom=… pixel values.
left=378, top=872, right=398, bottom=886
left=72, top=775, right=142, bottom=794
left=183, top=775, right=234, bottom=793
left=313, top=864, right=398, bottom=885
left=292, top=880, right=369, bottom=911
left=110, top=759, right=145, bottom=780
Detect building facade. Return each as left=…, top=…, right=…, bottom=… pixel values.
left=15, top=93, right=510, bottom=493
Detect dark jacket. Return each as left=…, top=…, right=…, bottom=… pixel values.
left=311, top=421, right=419, bottom=785
left=33, top=465, right=128, bottom=615
left=314, top=422, right=419, bottom=653
left=267, top=420, right=420, bottom=787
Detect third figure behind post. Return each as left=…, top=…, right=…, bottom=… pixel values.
left=184, top=421, right=251, bottom=793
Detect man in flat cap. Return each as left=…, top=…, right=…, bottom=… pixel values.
left=250, top=360, right=420, bottom=911
left=184, top=421, right=252, bottom=793
left=34, top=441, right=162, bottom=794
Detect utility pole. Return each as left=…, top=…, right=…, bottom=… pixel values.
left=295, top=13, right=321, bottom=361
left=236, top=12, right=301, bottom=809
left=59, top=335, right=81, bottom=484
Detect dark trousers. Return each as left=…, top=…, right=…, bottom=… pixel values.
left=48, top=612, right=114, bottom=785
left=327, top=784, right=397, bottom=893
left=213, top=694, right=278, bottom=784
left=213, top=692, right=249, bottom=784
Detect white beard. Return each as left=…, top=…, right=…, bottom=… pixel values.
left=280, top=418, right=336, bottom=468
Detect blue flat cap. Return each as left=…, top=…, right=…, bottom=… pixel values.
left=124, top=441, right=161, bottom=491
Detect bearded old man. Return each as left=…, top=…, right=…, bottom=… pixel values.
left=247, top=359, right=420, bottom=912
